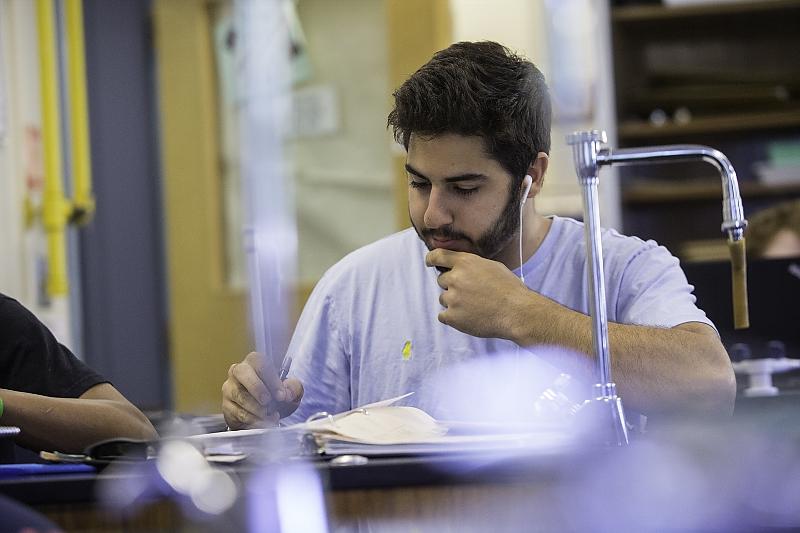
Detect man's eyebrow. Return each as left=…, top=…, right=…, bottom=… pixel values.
left=404, top=164, right=488, bottom=183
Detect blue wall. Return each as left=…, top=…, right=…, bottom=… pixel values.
left=80, top=0, right=170, bottom=411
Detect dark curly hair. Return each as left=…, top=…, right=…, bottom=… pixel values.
left=387, top=41, right=551, bottom=188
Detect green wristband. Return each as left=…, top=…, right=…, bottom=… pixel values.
left=0, top=396, right=4, bottom=418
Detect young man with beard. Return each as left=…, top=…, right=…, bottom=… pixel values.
left=221, top=41, right=735, bottom=429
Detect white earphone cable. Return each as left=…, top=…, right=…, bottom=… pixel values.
left=519, top=205, right=525, bottom=284
left=519, top=175, right=532, bottom=284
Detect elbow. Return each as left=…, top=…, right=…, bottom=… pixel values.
left=707, top=359, right=737, bottom=417
left=115, top=403, right=159, bottom=441
left=131, top=410, right=159, bottom=441
left=682, top=327, right=737, bottom=418
left=136, top=417, right=159, bottom=441
left=696, top=348, right=737, bottom=418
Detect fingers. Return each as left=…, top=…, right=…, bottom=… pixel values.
left=224, top=377, right=265, bottom=418
left=435, top=270, right=450, bottom=289
left=245, top=351, right=288, bottom=403
left=222, top=378, right=268, bottom=429
left=223, top=401, right=278, bottom=430
left=223, top=352, right=282, bottom=429
left=222, top=396, right=265, bottom=429
left=425, top=248, right=460, bottom=270
left=222, top=373, right=266, bottom=428
left=222, top=376, right=284, bottom=430
left=222, top=352, right=305, bottom=428
left=230, top=355, right=272, bottom=406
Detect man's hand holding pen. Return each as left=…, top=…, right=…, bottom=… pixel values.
left=222, top=351, right=304, bottom=430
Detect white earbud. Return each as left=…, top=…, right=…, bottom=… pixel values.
left=520, top=174, right=533, bottom=206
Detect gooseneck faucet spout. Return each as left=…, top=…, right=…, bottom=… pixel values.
left=596, top=145, right=747, bottom=241
left=595, top=143, right=749, bottom=329
left=566, top=130, right=750, bottom=446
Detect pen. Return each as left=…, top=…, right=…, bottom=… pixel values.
left=279, top=356, right=292, bottom=381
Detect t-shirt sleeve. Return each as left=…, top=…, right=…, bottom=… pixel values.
left=614, top=244, right=716, bottom=331
left=0, top=297, right=108, bottom=398
left=281, top=277, right=351, bottom=426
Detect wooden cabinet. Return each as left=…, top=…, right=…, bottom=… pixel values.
left=610, top=0, right=800, bottom=259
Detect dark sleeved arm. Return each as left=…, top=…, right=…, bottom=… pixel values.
left=0, top=295, right=107, bottom=398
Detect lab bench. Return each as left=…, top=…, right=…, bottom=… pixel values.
left=2, top=407, right=799, bottom=532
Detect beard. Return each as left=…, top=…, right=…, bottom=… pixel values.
left=412, top=185, right=521, bottom=267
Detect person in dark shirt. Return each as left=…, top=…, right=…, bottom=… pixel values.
left=0, top=293, right=157, bottom=453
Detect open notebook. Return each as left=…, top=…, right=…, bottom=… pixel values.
left=190, top=393, right=573, bottom=458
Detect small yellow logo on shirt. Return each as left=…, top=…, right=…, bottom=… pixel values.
left=402, top=340, right=412, bottom=361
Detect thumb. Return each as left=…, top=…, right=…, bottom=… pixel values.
left=277, top=378, right=304, bottom=419
left=283, top=378, right=304, bottom=404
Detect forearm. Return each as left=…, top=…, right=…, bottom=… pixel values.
left=0, top=389, right=158, bottom=453
left=510, top=296, right=736, bottom=417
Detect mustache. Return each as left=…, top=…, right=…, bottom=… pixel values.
left=421, top=226, right=470, bottom=242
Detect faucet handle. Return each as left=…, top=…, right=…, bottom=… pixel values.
left=566, top=130, right=607, bottom=146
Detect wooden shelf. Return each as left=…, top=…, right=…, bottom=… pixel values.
left=629, top=85, right=797, bottom=113
left=618, top=109, right=800, bottom=141
left=613, top=0, right=800, bottom=250
left=613, top=0, right=800, bottom=23
left=622, top=180, right=800, bottom=205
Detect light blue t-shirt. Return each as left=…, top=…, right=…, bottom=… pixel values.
left=283, top=216, right=712, bottom=424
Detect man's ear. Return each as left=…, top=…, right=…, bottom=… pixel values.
left=527, top=152, right=549, bottom=197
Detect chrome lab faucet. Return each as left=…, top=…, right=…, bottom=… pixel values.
left=566, top=130, right=749, bottom=446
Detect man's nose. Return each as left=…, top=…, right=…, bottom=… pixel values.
left=423, top=187, right=453, bottom=229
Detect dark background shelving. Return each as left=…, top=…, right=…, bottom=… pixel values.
left=611, top=0, right=800, bottom=260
